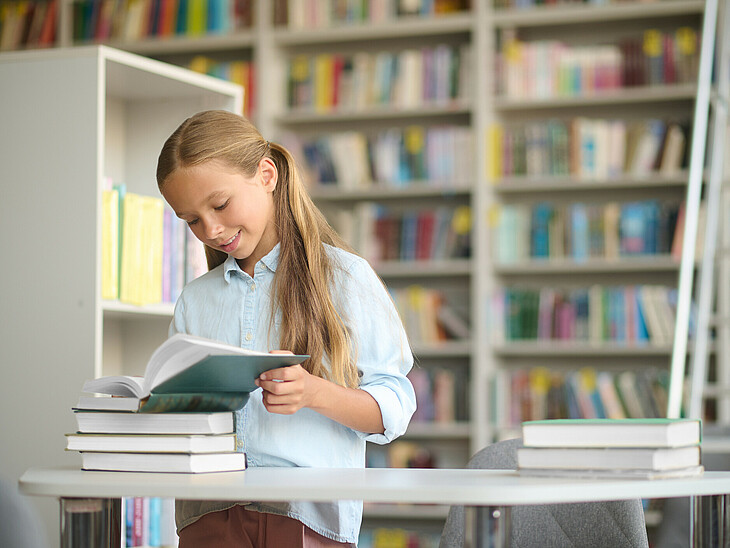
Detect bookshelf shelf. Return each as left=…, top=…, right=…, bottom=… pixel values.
left=491, top=0, right=704, bottom=28
left=272, top=13, right=473, bottom=44
left=493, top=83, right=697, bottom=111
left=494, top=342, right=674, bottom=358
left=278, top=102, right=472, bottom=125
left=412, top=340, right=472, bottom=358
left=494, top=173, right=689, bottom=194
left=106, top=32, right=257, bottom=56
left=406, top=422, right=471, bottom=440
left=310, top=184, right=472, bottom=204
left=102, top=300, right=175, bottom=319
left=494, top=256, right=681, bottom=275
left=375, top=259, right=472, bottom=279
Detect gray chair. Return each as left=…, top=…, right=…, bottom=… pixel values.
left=439, top=438, right=650, bottom=548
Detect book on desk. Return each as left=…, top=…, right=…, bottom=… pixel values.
left=517, top=418, right=704, bottom=479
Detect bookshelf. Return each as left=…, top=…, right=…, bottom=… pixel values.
left=0, top=45, right=241, bottom=545
left=484, top=0, right=705, bottom=441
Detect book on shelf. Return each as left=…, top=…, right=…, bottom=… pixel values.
left=65, top=433, right=236, bottom=453
left=80, top=450, right=247, bottom=473
left=73, top=410, right=235, bottom=435
left=80, top=333, right=308, bottom=412
left=521, top=418, right=701, bottom=448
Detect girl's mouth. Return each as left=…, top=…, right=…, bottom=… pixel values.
left=220, top=231, right=241, bottom=253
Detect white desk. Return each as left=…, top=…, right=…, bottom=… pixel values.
left=20, top=467, right=730, bottom=547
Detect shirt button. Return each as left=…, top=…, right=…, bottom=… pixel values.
left=250, top=283, right=256, bottom=291
left=236, top=439, right=244, bottom=448
left=245, top=332, right=252, bottom=341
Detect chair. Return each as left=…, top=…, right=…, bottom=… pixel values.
left=439, top=438, right=650, bottom=548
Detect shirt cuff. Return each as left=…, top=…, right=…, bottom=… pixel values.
left=357, top=384, right=413, bottom=445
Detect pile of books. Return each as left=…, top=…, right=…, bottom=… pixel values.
left=68, top=408, right=245, bottom=473
left=517, top=418, right=704, bottom=479
left=68, top=333, right=307, bottom=473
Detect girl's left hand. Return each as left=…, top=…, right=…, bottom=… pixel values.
left=255, top=355, right=322, bottom=415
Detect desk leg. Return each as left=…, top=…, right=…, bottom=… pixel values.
left=692, top=494, right=730, bottom=547
left=464, top=506, right=511, bottom=548
left=60, top=497, right=121, bottom=548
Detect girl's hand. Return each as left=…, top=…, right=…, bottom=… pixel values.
left=255, top=353, right=322, bottom=415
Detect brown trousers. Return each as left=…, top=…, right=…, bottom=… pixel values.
left=177, top=505, right=356, bottom=548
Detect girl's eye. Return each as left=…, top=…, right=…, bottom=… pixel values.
left=215, top=200, right=230, bottom=211
left=186, top=219, right=199, bottom=226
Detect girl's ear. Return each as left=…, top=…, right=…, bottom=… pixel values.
left=259, top=157, right=278, bottom=192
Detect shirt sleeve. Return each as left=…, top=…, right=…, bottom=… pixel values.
left=337, top=256, right=416, bottom=445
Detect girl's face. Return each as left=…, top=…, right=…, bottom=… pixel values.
left=162, top=158, right=278, bottom=276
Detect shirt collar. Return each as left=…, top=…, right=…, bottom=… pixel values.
left=223, top=243, right=280, bottom=283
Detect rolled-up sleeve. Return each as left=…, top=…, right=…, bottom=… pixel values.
left=337, top=256, right=416, bottom=444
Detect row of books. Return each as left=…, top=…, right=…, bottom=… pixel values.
left=392, top=285, right=470, bottom=344
left=409, top=366, right=467, bottom=423
left=492, top=284, right=680, bottom=345
left=275, top=0, right=469, bottom=28
left=486, top=118, right=689, bottom=181
left=0, top=0, right=57, bottom=51
left=284, top=125, right=472, bottom=188
left=102, top=183, right=206, bottom=306
left=517, top=418, right=703, bottom=480
left=287, top=44, right=470, bottom=112
left=367, top=440, right=438, bottom=468
left=492, top=199, right=682, bottom=263
left=122, top=497, right=177, bottom=547
left=496, top=27, right=699, bottom=99
left=506, top=368, right=671, bottom=426
left=348, top=204, right=471, bottom=264
left=187, top=55, right=255, bottom=117
left=72, top=0, right=253, bottom=44
left=359, top=526, right=441, bottom=548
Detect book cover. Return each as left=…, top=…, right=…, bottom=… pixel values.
left=522, top=418, right=701, bottom=448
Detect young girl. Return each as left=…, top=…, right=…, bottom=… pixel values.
left=156, top=110, right=416, bottom=547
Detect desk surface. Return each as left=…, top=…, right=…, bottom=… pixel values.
left=19, top=467, right=730, bottom=506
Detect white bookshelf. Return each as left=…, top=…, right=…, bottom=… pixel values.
left=0, top=45, right=241, bottom=545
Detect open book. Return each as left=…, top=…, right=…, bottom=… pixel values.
left=79, top=333, right=308, bottom=412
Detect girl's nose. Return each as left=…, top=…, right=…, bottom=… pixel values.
left=202, top=217, right=223, bottom=240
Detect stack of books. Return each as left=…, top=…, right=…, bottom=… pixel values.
left=69, top=333, right=308, bottom=473
left=517, top=418, right=704, bottom=479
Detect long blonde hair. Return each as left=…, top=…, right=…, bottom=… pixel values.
left=156, top=110, right=359, bottom=388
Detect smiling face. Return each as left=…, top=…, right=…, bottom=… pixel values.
left=161, top=158, right=279, bottom=276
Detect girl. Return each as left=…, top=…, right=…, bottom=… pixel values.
left=156, top=110, right=416, bottom=547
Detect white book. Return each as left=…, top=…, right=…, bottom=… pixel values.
left=517, top=445, right=700, bottom=471
left=73, top=411, right=235, bottom=435
left=66, top=433, right=236, bottom=453
left=522, top=418, right=702, bottom=448
left=80, top=451, right=247, bottom=473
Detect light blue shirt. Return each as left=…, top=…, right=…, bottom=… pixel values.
left=170, top=243, right=416, bottom=543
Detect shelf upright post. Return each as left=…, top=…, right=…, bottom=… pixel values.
left=668, top=0, right=721, bottom=419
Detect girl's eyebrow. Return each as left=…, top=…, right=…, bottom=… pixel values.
left=175, top=191, right=227, bottom=217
